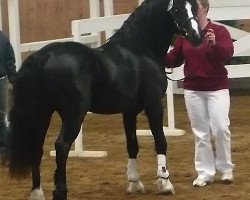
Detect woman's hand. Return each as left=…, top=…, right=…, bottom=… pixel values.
left=205, top=29, right=216, bottom=46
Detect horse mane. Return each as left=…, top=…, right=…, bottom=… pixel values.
left=106, top=0, right=174, bottom=56
left=111, top=0, right=154, bottom=38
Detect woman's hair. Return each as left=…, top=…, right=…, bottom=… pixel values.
left=197, top=0, right=210, bottom=12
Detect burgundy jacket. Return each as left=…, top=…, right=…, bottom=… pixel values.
left=165, top=20, right=234, bottom=91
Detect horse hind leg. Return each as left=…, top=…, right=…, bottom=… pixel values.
left=30, top=188, right=45, bottom=200
left=123, top=113, right=144, bottom=193
left=29, top=111, right=53, bottom=200
left=52, top=113, right=84, bottom=200
left=145, top=104, right=175, bottom=195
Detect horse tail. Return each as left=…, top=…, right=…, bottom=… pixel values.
left=9, top=51, right=51, bottom=178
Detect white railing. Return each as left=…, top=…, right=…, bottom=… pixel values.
left=71, top=14, right=130, bottom=44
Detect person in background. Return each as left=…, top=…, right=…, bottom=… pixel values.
left=165, top=0, right=235, bottom=187
left=0, top=30, right=16, bottom=163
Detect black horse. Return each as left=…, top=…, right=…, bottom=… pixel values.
left=8, top=0, right=202, bottom=199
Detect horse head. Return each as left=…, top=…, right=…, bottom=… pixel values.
left=169, top=0, right=202, bottom=46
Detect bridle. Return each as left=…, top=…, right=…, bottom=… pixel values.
left=169, top=3, right=198, bottom=38
left=171, top=14, right=197, bottom=38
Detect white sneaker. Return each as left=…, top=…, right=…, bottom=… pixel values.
left=221, top=172, right=233, bottom=184
left=193, top=175, right=213, bottom=187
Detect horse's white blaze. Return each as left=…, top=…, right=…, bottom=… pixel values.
left=30, top=187, right=45, bottom=200
left=186, top=2, right=200, bottom=36
left=191, top=18, right=200, bottom=36
left=185, top=2, right=193, bottom=19
left=167, top=0, right=174, bottom=11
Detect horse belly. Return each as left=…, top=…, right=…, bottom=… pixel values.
left=89, top=97, right=123, bottom=114
left=89, top=92, right=134, bottom=114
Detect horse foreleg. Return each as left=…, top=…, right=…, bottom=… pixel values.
left=123, top=113, right=144, bottom=193
left=146, top=104, right=175, bottom=195
left=155, top=154, right=175, bottom=194
left=127, top=159, right=145, bottom=193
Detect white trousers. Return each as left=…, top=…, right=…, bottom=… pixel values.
left=184, top=89, right=234, bottom=178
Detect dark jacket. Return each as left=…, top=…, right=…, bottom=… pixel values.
left=0, top=31, right=16, bottom=79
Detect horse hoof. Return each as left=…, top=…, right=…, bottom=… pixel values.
left=30, top=187, right=45, bottom=200
left=155, top=178, right=175, bottom=195
left=53, top=190, right=67, bottom=200
left=127, top=180, right=145, bottom=193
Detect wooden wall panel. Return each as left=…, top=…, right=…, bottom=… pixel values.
left=1, top=0, right=138, bottom=43
left=113, top=0, right=138, bottom=14
left=18, top=0, right=91, bottom=42
left=1, top=0, right=9, bottom=35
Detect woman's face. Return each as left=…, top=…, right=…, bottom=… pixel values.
left=196, top=1, right=208, bottom=20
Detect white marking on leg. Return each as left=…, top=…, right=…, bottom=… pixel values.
left=155, top=178, right=175, bottom=195
left=156, top=154, right=175, bottom=194
left=30, top=187, right=45, bottom=200
left=127, top=158, right=139, bottom=182
left=126, top=158, right=144, bottom=193
left=157, top=154, right=169, bottom=178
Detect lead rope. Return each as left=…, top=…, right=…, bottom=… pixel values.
left=165, top=68, right=185, bottom=81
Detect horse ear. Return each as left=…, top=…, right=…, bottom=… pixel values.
left=167, top=0, right=173, bottom=11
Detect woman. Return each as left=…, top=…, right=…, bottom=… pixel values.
left=165, top=0, right=235, bottom=187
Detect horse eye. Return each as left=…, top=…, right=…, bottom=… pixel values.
left=180, top=29, right=187, bottom=37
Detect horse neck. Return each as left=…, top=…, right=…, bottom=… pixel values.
left=107, top=1, right=176, bottom=60
left=107, top=21, right=175, bottom=60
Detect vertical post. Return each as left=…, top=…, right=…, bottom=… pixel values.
left=89, top=0, right=100, bottom=18
left=0, top=0, right=2, bottom=30
left=89, top=0, right=101, bottom=47
left=71, top=20, right=80, bottom=42
left=7, top=0, right=21, bottom=68
left=104, top=0, right=113, bottom=15
left=103, top=0, right=114, bottom=39
left=166, top=79, right=175, bottom=129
